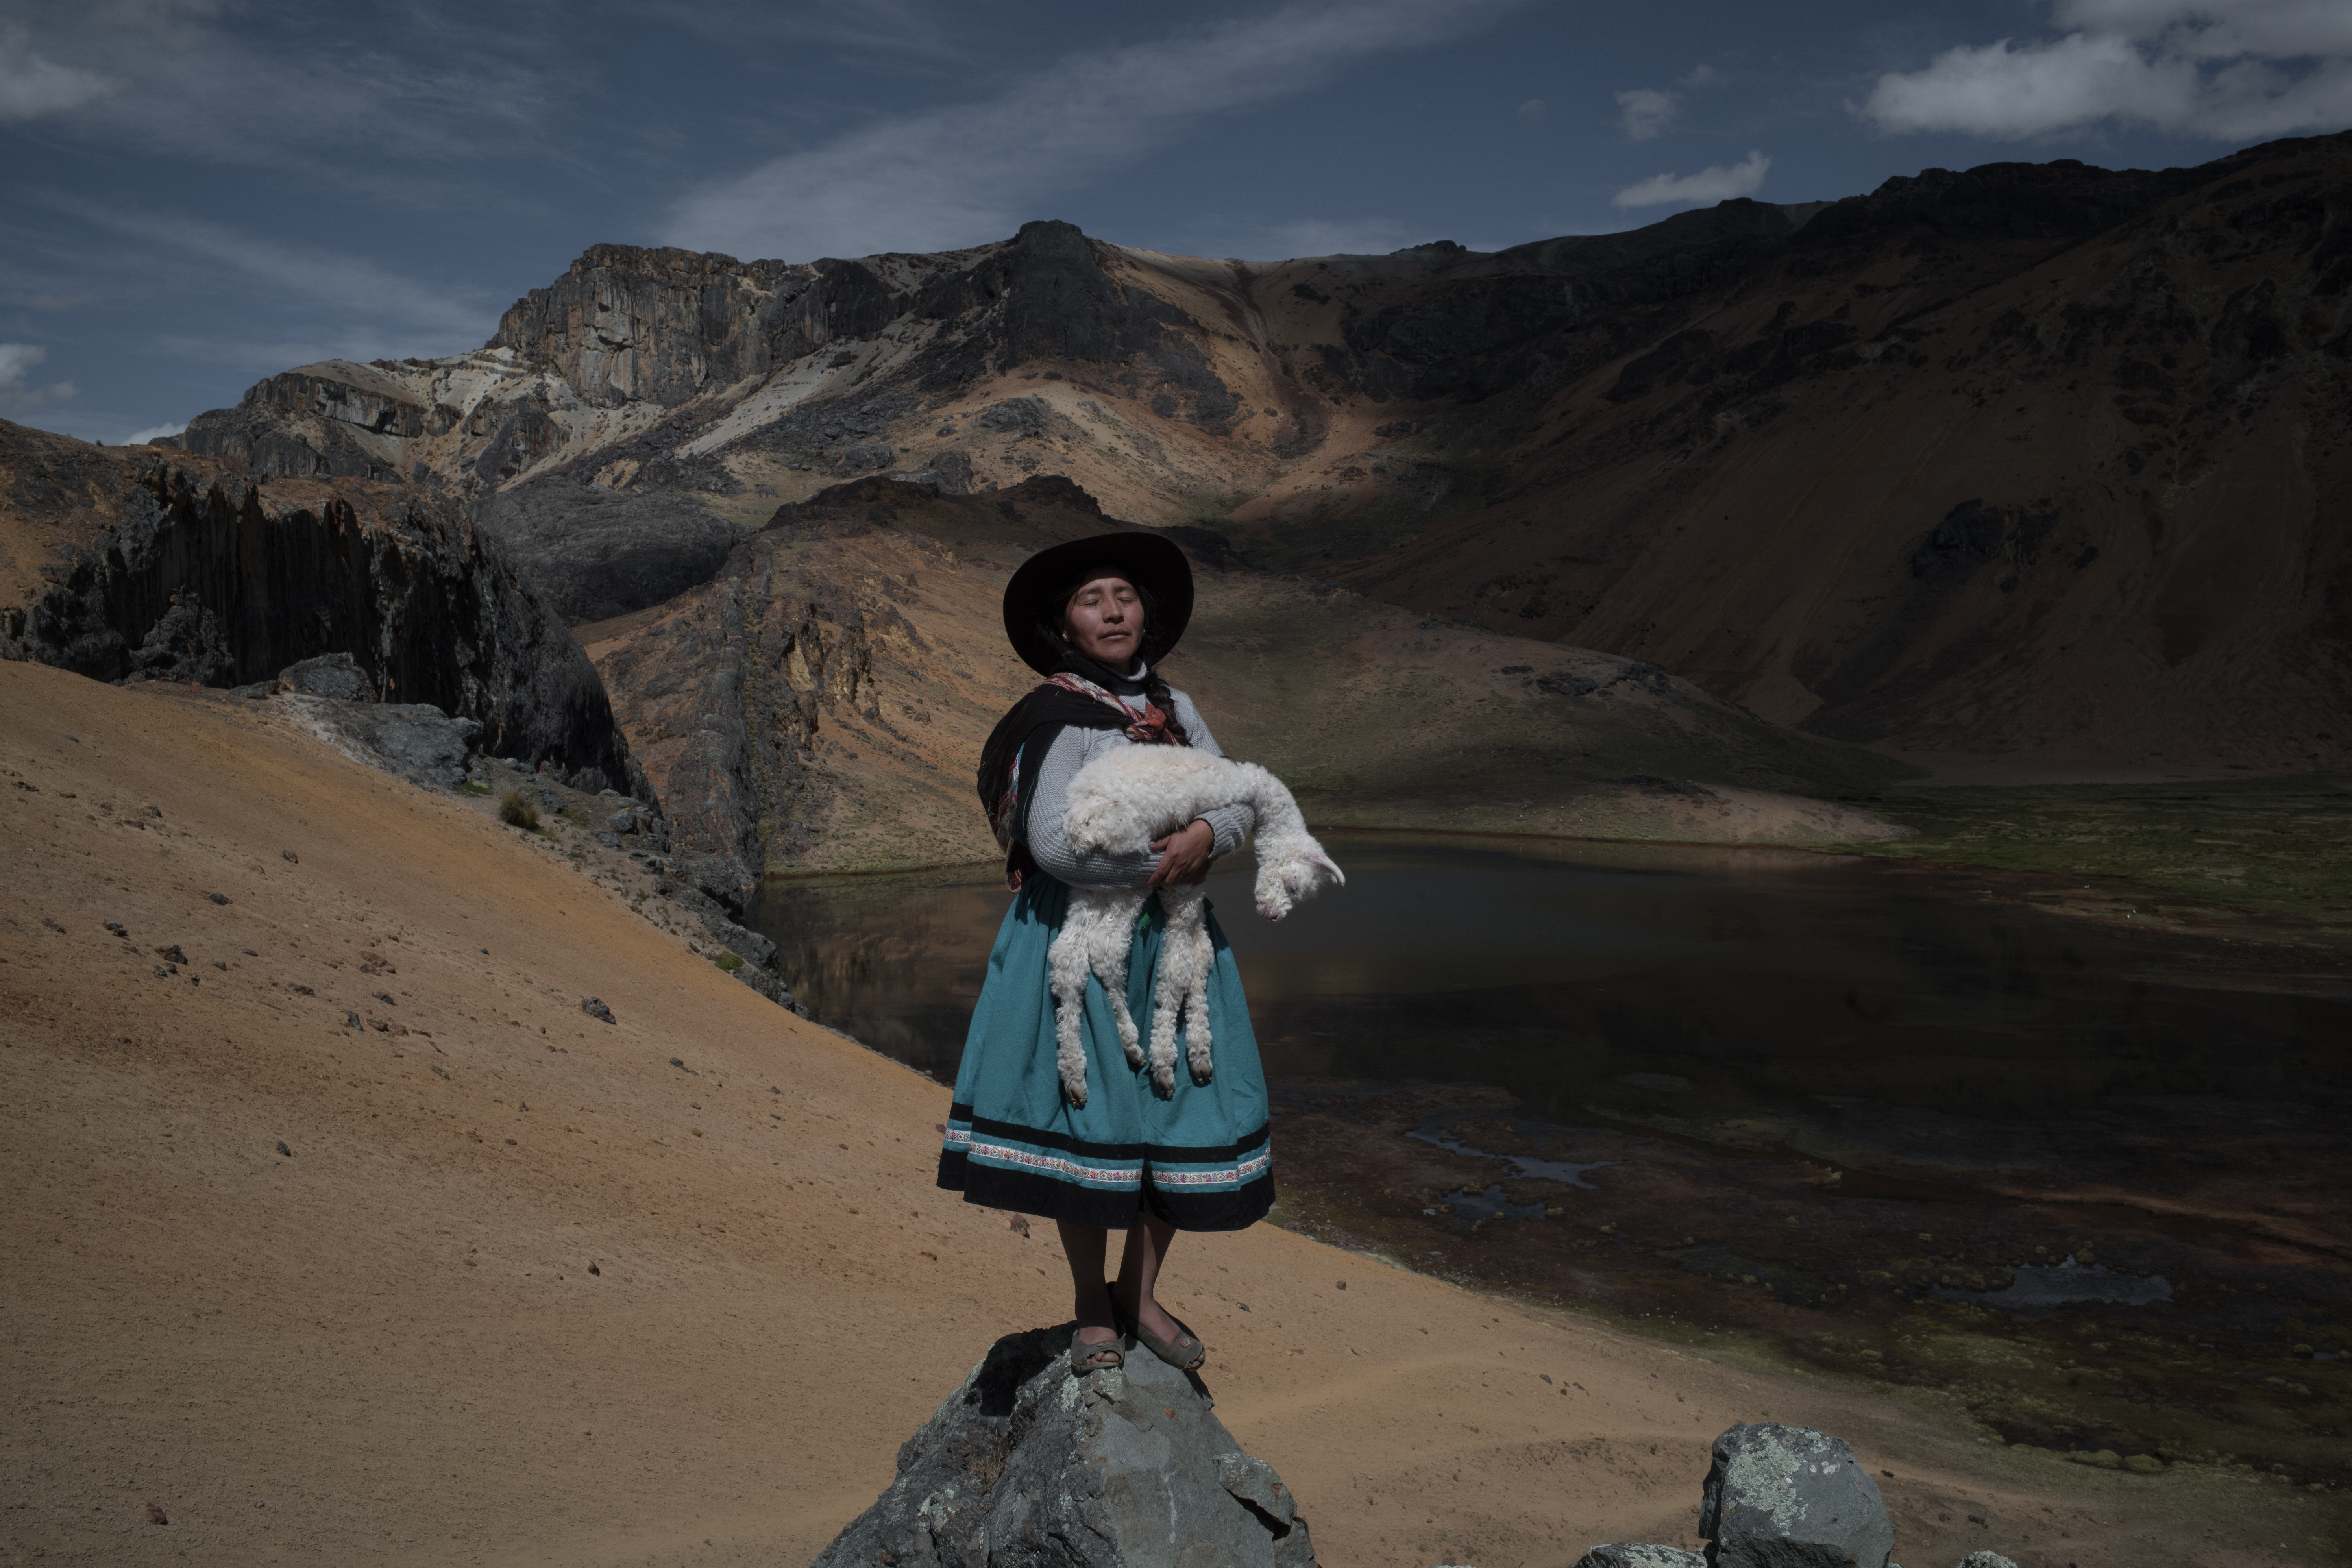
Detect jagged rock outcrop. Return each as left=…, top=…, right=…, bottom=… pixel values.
left=591, top=473, right=1124, bottom=886
left=0, top=421, right=630, bottom=787
left=812, top=1324, right=1316, bottom=1567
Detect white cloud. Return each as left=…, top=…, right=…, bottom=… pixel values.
left=1612, top=150, right=1771, bottom=208
left=0, top=23, right=116, bottom=120
left=124, top=419, right=186, bottom=444
left=1861, top=0, right=2352, bottom=141
left=1617, top=86, right=1678, bottom=140
left=0, top=342, right=79, bottom=412
left=662, top=0, right=1524, bottom=261
left=1516, top=97, right=1546, bottom=124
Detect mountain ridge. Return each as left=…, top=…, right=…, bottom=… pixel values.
left=166, top=133, right=2352, bottom=776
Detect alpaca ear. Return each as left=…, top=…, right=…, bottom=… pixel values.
left=1309, top=850, right=1344, bottom=882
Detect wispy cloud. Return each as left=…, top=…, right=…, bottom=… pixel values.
left=39, top=194, right=495, bottom=348
left=0, top=342, right=78, bottom=412
left=1616, top=87, right=1678, bottom=140
left=663, top=0, right=1524, bottom=261
left=1612, top=150, right=1770, bottom=208
left=1860, top=0, right=2352, bottom=140
left=1516, top=97, right=1547, bottom=124
left=0, top=22, right=117, bottom=120
left=125, top=419, right=186, bottom=444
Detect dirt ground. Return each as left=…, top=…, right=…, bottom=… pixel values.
left=2, top=661, right=2335, bottom=1567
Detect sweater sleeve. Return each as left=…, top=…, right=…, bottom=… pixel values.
left=1171, top=691, right=1257, bottom=858
left=1023, top=727, right=1164, bottom=890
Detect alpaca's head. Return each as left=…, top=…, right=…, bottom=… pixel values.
left=1255, top=846, right=1344, bottom=921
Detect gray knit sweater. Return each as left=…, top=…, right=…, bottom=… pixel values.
left=1025, top=682, right=1256, bottom=891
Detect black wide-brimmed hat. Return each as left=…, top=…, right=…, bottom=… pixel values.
left=1002, top=531, right=1194, bottom=675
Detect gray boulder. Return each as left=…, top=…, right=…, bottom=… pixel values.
left=813, top=1324, right=1317, bottom=1566
left=1699, top=1424, right=1893, bottom=1568
left=281, top=695, right=481, bottom=788
left=1958, top=1555, right=2018, bottom=1568
left=277, top=651, right=371, bottom=700
left=1578, top=1548, right=1705, bottom=1568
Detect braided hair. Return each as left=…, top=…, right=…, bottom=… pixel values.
left=1040, top=571, right=1193, bottom=748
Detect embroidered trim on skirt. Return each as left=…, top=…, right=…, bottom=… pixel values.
left=935, top=873, right=1274, bottom=1231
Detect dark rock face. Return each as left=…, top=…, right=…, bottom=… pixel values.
left=814, top=1324, right=1316, bottom=1567
left=0, top=437, right=629, bottom=782
left=1698, top=1423, right=1893, bottom=1568
left=474, top=479, right=740, bottom=623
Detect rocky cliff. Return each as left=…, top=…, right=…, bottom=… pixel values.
left=170, top=133, right=2352, bottom=773
left=0, top=420, right=630, bottom=787
left=588, top=475, right=1915, bottom=885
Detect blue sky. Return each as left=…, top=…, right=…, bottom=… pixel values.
left=4, top=0, right=2347, bottom=444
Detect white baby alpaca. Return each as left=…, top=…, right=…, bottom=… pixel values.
left=1048, top=746, right=1343, bottom=1107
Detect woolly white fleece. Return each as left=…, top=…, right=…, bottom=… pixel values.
left=1045, top=747, right=1342, bottom=1107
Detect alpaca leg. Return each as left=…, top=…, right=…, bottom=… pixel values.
left=1152, top=889, right=1210, bottom=1095
left=1177, top=912, right=1214, bottom=1085
left=1047, top=921, right=1090, bottom=1108
left=1087, top=890, right=1147, bottom=1069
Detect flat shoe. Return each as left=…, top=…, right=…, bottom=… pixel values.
left=1069, top=1326, right=1124, bottom=1374
left=1117, top=1303, right=1206, bottom=1371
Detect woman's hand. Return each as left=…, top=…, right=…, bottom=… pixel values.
left=1148, top=819, right=1215, bottom=888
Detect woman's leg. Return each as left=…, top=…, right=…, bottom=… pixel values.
left=1111, top=1210, right=1186, bottom=1344
left=1056, top=1220, right=1119, bottom=1345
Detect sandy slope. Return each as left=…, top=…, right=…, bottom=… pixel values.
left=1, top=661, right=2319, bottom=1567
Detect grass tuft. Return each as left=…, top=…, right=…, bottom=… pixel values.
left=713, top=952, right=745, bottom=973
left=497, top=790, right=541, bottom=831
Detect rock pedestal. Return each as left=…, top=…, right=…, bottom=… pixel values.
left=813, top=1325, right=1316, bottom=1567
left=1697, top=1423, right=1894, bottom=1568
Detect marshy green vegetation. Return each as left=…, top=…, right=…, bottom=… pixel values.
left=1834, top=773, right=2352, bottom=928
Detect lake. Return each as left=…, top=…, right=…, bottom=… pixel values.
left=748, top=832, right=2351, bottom=1483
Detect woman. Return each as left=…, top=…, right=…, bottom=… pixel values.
left=937, top=531, right=1273, bottom=1374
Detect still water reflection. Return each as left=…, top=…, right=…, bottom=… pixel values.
left=749, top=832, right=2343, bottom=1135
left=749, top=832, right=2348, bottom=1468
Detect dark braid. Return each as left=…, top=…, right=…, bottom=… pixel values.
left=1047, top=570, right=1192, bottom=747
left=1143, top=666, right=1193, bottom=748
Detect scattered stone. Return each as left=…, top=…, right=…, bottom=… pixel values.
left=275, top=1141, right=292, bottom=1158
left=41, top=917, right=64, bottom=932
left=346, top=1011, right=361, bottom=1028
left=281, top=850, right=298, bottom=863
left=581, top=997, right=616, bottom=1025
left=1699, top=1423, right=1893, bottom=1568
left=105, top=922, right=126, bottom=936
left=143, top=805, right=161, bottom=817
left=156, top=944, right=187, bottom=965
left=277, top=652, right=371, bottom=701
left=207, top=892, right=229, bottom=906
left=669, top=1056, right=686, bottom=1069
left=1959, top=1555, right=2019, bottom=1568
left=290, top=984, right=313, bottom=996
left=607, top=809, right=636, bottom=834
left=14, top=780, right=36, bottom=792
left=594, top=830, right=622, bottom=849
left=1575, top=1547, right=1705, bottom=1568
left=145, top=1503, right=168, bottom=1527
left=814, top=1324, right=1317, bottom=1566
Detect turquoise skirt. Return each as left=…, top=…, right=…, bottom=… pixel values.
left=936, top=874, right=1274, bottom=1231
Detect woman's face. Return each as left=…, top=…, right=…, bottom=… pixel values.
left=1060, top=574, right=1145, bottom=668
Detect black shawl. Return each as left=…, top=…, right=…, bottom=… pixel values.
left=976, top=652, right=1183, bottom=889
